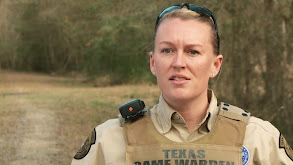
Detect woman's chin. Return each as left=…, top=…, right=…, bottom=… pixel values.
left=164, top=92, right=193, bottom=103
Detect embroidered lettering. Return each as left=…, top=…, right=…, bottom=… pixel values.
left=151, top=160, right=163, bottom=165
left=74, top=129, right=96, bottom=160
left=279, top=134, right=293, bottom=161
left=162, top=150, right=171, bottom=159
left=190, top=160, right=198, bottom=165
left=197, top=150, right=205, bottom=159
left=199, top=160, right=207, bottom=165
left=135, top=160, right=235, bottom=165
left=135, top=160, right=171, bottom=165
left=172, top=150, right=178, bottom=158
left=165, top=160, right=171, bottom=165
left=188, top=150, right=197, bottom=159
left=179, top=150, right=187, bottom=158
left=138, top=150, right=235, bottom=165
left=175, top=159, right=189, bottom=165
left=219, top=161, right=225, bottom=165
left=209, top=160, right=217, bottom=165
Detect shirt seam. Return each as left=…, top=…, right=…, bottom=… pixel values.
left=248, top=120, right=276, bottom=138
left=99, top=119, right=121, bottom=164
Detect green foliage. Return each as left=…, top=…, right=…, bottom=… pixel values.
left=83, top=17, right=150, bottom=84
left=14, top=2, right=76, bottom=73
left=0, top=0, right=292, bottom=144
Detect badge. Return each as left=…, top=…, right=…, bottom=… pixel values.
left=242, top=145, right=249, bottom=165
left=74, top=128, right=96, bottom=160
left=279, top=133, right=293, bottom=161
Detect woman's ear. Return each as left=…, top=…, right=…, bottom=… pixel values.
left=149, top=51, right=156, bottom=76
left=211, top=54, right=223, bottom=78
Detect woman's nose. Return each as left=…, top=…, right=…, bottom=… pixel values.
left=172, top=51, right=186, bottom=69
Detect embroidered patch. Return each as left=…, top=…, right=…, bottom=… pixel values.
left=242, top=145, right=250, bottom=165
left=74, top=128, right=96, bottom=160
left=279, top=133, right=293, bottom=161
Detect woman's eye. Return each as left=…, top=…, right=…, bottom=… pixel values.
left=162, top=49, right=173, bottom=54
left=189, top=50, right=199, bottom=55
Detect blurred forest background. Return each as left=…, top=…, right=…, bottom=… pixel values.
left=0, top=0, right=292, bottom=145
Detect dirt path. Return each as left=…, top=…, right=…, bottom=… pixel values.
left=10, top=92, right=59, bottom=165
left=0, top=71, right=161, bottom=164
left=0, top=71, right=65, bottom=165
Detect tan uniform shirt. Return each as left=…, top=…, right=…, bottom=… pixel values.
left=71, top=90, right=293, bottom=165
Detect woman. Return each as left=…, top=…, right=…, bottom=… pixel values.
left=71, top=3, right=293, bottom=165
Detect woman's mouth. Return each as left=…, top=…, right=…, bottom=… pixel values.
left=169, top=75, right=190, bottom=82
left=170, top=77, right=188, bottom=81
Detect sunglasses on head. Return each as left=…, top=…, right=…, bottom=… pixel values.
left=155, top=3, right=220, bottom=54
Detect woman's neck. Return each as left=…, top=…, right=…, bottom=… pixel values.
left=166, top=92, right=209, bottom=133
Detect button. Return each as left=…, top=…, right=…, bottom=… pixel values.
left=223, top=103, right=230, bottom=106
left=172, top=113, right=181, bottom=120
left=222, top=107, right=228, bottom=111
left=242, top=113, right=248, bottom=117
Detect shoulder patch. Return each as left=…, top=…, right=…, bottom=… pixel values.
left=242, top=145, right=250, bottom=165
left=279, top=133, right=293, bottom=161
left=74, top=128, right=96, bottom=160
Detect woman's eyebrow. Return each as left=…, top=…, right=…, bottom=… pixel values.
left=159, top=41, right=203, bottom=48
left=158, top=41, right=174, bottom=46
left=185, top=44, right=203, bottom=48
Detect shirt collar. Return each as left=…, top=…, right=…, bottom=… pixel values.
left=153, top=89, right=219, bottom=133
left=206, top=90, right=218, bottom=131
left=156, top=94, right=176, bottom=133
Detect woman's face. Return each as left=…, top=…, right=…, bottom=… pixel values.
left=150, top=18, right=222, bottom=105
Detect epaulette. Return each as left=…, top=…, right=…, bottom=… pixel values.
left=218, top=102, right=251, bottom=124
left=118, top=99, right=148, bottom=126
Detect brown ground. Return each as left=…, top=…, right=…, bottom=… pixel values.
left=0, top=71, right=160, bottom=165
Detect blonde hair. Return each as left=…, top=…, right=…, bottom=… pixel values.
left=154, top=8, right=219, bottom=55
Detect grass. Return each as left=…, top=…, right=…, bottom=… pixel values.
left=0, top=70, right=160, bottom=164
left=0, top=70, right=292, bottom=164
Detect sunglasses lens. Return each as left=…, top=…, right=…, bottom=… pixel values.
left=189, top=6, right=212, bottom=17
left=158, top=6, right=180, bottom=19
left=188, top=5, right=218, bottom=31
left=157, top=5, right=215, bottom=27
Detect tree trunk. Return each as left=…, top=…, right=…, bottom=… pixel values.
left=263, top=0, right=285, bottom=109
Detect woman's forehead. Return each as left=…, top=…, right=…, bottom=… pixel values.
left=155, top=18, right=213, bottom=47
